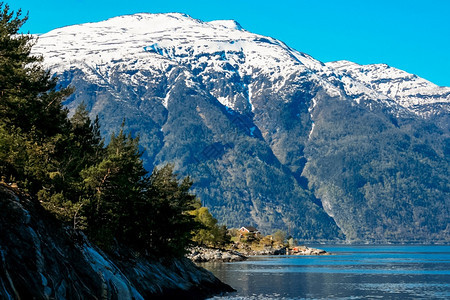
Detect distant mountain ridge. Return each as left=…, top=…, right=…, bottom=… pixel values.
left=33, top=13, right=450, bottom=243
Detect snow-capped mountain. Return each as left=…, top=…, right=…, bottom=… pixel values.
left=327, top=60, right=450, bottom=116
left=33, top=13, right=450, bottom=243
left=36, top=13, right=329, bottom=111
left=35, top=13, right=449, bottom=117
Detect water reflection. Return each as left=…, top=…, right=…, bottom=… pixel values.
left=204, top=246, right=450, bottom=299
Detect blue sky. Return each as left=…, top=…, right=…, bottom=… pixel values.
left=10, top=0, right=450, bottom=86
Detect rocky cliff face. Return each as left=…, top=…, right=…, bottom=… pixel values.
left=0, top=185, right=232, bottom=299
left=33, top=13, right=449, bottom=243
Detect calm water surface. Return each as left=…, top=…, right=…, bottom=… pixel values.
left=204, top=245, right=450, bottom=299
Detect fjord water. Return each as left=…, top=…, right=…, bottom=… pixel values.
left=206, top=245, right=450, bottom=299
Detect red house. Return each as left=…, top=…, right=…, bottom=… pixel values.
left=239, top=226, right=260, bottom=235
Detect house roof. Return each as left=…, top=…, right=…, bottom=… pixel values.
left=241, top=226, right=258, bottom=232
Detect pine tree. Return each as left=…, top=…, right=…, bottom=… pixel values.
left=0, top=4, right=103, bottom=228
left=81, top=124, right=147, bottom=248
left=62, top=103, right=104, bottom=194
left=0, top=3, right=72, bottom=138
left=145, top=164, right=201, bottom=256
left=0, top=3, right=72, bottom=190
left=38, top=103, right=104, bottom=229
left=0, top=3, right=207, bottom=257
left=69, top=103, right=103, bottom=165
left=82, top=139, right=202, bottom=256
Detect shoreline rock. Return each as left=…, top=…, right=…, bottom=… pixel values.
left=187, top=245, right=331, bottom=263
left=288, top=245, right=331, bottom=255
left=0, top=185, right=233, bottom=299
left=237, top=246, right=331, bottom=256
left=187, top=246, right=247, bottom=263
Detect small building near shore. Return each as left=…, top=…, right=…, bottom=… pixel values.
left=239, top=226, right=260, bottom=235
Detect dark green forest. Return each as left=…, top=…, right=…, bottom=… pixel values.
left=0, top=3, right=227, bottom=257
left=303, top=93, right=450, bottom=242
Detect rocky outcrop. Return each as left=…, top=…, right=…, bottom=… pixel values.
left=187, top=245, right=330, bottom=263
left=187, top=246, right=247, bottom=263
left=289, top=246, right=330, bottom=255
left=0, top=185, right=233, bottom=299
left=235, top=246, right=330, bottom=256
left=231, top=246, right=287, bottom=256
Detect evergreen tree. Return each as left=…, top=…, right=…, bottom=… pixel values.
left=0, top=2, right=72, bottom=191
left=81, top=129, right=201, bottom=256
left=0, top=3, right=71, bottom=138
left=0, top=3, right=215, bottom=258
left=0, top=4, right=101, bottom=228
left=38, top=103, right=104, bottom=229
left=69, top=103, right=103, bottom=171
left=60, top=103, right=104, bottom=196
left=145, top=164, right=201, bottom=256
left=81, top=124, right=147, bottom=248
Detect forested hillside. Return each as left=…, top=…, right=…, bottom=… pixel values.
left=31, top=12, right=449, bottom=243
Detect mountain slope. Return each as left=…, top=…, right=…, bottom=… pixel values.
left=326, top=60, right=450, bottom=132
left=33, top=13, right=450, bottom=242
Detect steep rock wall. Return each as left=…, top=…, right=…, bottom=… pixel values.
left=0, top=185, right=232, bottom=299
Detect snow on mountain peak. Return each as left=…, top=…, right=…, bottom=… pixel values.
left=35, top=12, right=312, bottom=71
left=33, top=13, right=449, bottom=115
left=34, top=12, right=328, bottom=110
left=207, top=20, right=243, bottom=31
left=326, top=60, right=450, bottom=109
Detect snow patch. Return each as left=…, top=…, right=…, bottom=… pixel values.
left=308, top=122, right=315, bottom=139
left=326, top=60, right=450, bottom=110
left=247, top=83, right=254, bottom=112
left=217, top=96, right=234, bottom=109
left=208, top=20, right=243, bottom=31
left=163, top=89, right=172, bottom=109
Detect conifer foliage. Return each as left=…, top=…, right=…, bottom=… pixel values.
left=0, top=3, right=206, bottom=257
left=0, top=3, right=71, bottom=138
left=0, top=2, right=71, bottom=191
